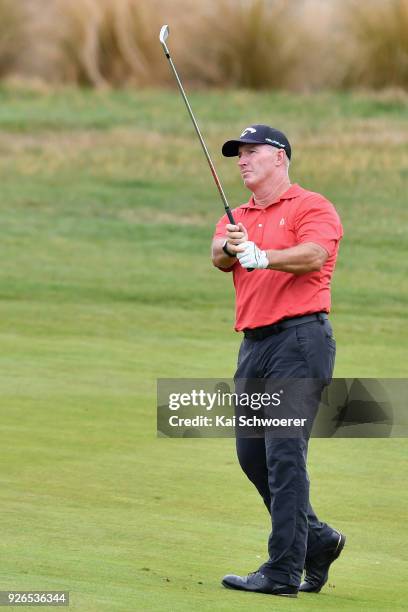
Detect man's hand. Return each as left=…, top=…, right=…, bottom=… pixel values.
left=223, top=222, right=248, bottom=255
left=237, top=241, right=269, bottom=269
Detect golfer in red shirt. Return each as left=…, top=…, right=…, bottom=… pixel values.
left=212, top=125, right=345, bottom=597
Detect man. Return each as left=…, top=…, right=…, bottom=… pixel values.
left=211, top=124, right=345, bottom=598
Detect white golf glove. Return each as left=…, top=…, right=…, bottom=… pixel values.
left=237, top=241, right=269, bottom=269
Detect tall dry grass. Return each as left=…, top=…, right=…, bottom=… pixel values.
left=9, top=0, right=192, bottom=87
left=53, top=0, right=170, bottom=87
left=182, top=0, right=307, bottom=89
left=0, top=0, right=26, bottom=78
left=0, top=0, right=312, bottom=88
left=340, top=0, right=408, bottom=89
left=1, top=0, right=408, bottom=91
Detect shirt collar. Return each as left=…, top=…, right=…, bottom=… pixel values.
left=241, top=183, right=302, bottom=209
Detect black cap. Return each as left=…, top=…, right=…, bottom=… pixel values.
left=222, top=124, right=291, bottom=160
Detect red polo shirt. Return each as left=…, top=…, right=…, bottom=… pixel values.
left=213, top=184, right=343, bottom=331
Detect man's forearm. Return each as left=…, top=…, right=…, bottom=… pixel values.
left=211, top=239, right=236, bottom=269
left=265, top=242, right=328, bottom=275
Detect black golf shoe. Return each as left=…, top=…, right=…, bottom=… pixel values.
left=300, top=531, right=346, bottom=593
left=222, top=571, right=298, bottom=597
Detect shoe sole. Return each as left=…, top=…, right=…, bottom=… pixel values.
left=300, top=532, right=346, bottom=594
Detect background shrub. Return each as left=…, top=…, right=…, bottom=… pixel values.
left=1, top=0, right=408, bottom=91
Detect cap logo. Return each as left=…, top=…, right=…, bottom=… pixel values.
left=240, top=127, right=257, bottom=137
left=265, top=138, right=286, bottom=149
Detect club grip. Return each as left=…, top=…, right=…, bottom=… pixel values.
left=226, top=207, right=254, bottom=272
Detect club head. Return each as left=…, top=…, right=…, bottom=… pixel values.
left=159, top=25, right=169, bottom=46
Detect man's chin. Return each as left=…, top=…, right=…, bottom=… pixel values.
left=243, top=177, right=256, bottom=190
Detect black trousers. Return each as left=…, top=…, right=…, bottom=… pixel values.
left=234, top=318, right=337, bottom=587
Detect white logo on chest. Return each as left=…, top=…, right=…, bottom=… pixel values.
left=279, top=218, right=285, bottom=226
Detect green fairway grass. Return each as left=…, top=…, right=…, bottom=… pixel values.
left=0, top=86, right=407, bottom=610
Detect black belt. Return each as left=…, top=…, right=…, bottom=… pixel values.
left=243, top=312, right=328, bottom=341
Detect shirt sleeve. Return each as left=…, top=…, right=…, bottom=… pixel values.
left=294, top=195, right=343, bottom=256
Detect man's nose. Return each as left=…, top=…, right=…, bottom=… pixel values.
left=238, top=156, right=247, bottom=166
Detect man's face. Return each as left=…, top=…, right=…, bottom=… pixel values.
left=237, top=143, right=282, bottom=190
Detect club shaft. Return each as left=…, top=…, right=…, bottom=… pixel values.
left=163, top=50, right=235, bottom=224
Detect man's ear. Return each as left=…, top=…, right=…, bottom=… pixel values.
left=275, top=150, right=285, bottom=166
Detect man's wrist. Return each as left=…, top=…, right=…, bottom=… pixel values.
left=259, top=249, right=269, bottom=269
left=222, top=239, right=236, bottom=258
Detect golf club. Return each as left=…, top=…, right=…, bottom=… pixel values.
left=159, top=24, right=235, bottom=224
left=159, top=25, right=256, bottom=278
